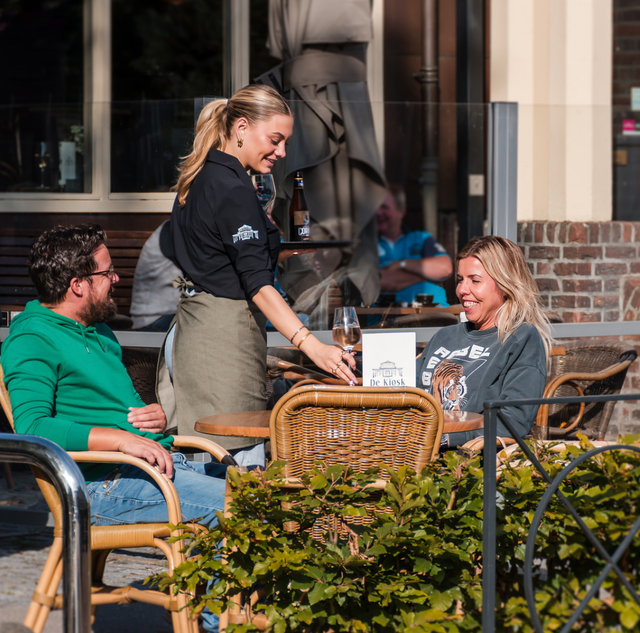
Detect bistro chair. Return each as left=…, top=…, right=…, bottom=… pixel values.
left=121, top=345, right=161, bottom=405
left=270, top=384, right=444, bottom=475
left=221, top=384, right=444, bottom=630
left=265, top=354, right=365, bottom=405
left=0, top=359, right=230, bottom=633
left=532, top=339, right=637, bottom=441
left=266, top=354, right=335, bottom=383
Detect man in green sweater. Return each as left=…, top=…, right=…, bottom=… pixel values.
left=2, top=224, right=227, bottom=529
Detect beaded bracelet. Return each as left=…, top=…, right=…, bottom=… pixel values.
left=296, top=332, right=312, bottom=349
left=289, top=325, right=307, bottom=345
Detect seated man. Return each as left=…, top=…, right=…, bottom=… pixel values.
left=376, top=184, right=453, bottom=306
left=1, top=224, right=227, bottom=532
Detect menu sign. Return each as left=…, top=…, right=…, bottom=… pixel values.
left=362, top=332, right=417, bottom=388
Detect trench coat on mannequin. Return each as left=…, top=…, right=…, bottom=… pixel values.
left=260, top=0, right=387, bottom=326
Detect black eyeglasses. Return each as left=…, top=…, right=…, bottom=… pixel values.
left=87, top=265, right=117, bottom=281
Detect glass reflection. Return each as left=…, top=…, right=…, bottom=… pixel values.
left=0, top=0, right=86, bottom=192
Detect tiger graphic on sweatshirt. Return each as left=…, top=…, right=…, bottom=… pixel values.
left=431, top=360, right=467, bottom=411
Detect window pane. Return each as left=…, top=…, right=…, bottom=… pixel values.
left=613, top=0, right=640, bottom=221
left=0, top=0, right=88, bottom=192
left=250, top=0, right=277, bottom=82
left=111, top=0, right=224, bottom=193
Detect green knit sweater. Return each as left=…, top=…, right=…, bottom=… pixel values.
left=2, top=300, right=173, bottom=481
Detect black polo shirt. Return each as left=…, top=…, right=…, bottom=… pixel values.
left=170, top=149, right=281, bottom=301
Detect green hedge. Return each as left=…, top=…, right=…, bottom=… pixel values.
left=154, top=436, right=640, bottom=632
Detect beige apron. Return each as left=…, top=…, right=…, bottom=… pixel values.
left=157, top=284, right=267, bottom=450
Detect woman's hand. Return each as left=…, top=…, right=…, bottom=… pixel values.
left=301, top=338, right=358, bottom=385
left=277, top=247, right=316, bottom=264
left=251, top=285, right=357, bottom=385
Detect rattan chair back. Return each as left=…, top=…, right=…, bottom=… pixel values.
left=121, top=346, right=161, bottom=405
left=270, top=384, right=444, bottom=476
left=535, top=338, right=637, bottom=440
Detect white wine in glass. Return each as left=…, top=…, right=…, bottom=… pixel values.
left=332, top=306, right=361, bottom=353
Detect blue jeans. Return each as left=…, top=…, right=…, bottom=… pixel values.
left=87, top=452, right=227, bottom=528
left=87, top=453, right=227, bottom=632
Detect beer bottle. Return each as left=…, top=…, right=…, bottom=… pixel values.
left=288, top=171, right=310, bottom=241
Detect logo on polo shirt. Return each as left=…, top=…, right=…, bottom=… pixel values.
left=233, top=224, right=260, bottom=243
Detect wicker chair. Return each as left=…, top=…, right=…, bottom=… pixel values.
left=121, top=346, right=161, bottom=405
left=270, top=384, right=444, bottom=475
left=532, top=339, right=637, bottom=441
left=221, top=384, right=444, bottom=630
left=0, top=360, right=230, bottom=633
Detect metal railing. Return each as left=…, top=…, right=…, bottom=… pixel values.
left=0, top=433, right=91, bottom=633
left=482, top=392, right=640, bottom=633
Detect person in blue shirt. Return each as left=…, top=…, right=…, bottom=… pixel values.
left=376, top=185, right=453, bottom=306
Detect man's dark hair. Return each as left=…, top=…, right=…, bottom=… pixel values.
left=28, top=224, right=107, bottom=305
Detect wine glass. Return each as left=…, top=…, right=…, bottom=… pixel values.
left=251, top=174, right=276, bottom=212
left=333, top=306, right=361, bottom=354
left=333, top=307, right=361, bottom=386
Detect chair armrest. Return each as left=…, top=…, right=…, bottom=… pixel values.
left=289, top=378, right=327, bottom=390
left=461, top=436, right=517, bottom=452
left=267, top=355, right=335, bottom=382
left=170, top=436, right=235, bottom=464
left=534, top=358, right=635, bottom=438
left=542, top=358, right=634, bottom=399
left=288, top=377, right=364, bottom=390
left=69, top=451, right=183, bottom=525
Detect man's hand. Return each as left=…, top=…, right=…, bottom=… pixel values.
left=116, top=434, right=175, bottom=478
left=380, top=256, right=453, bottom=292
left=88, top=427, right=174, bottom=478
left=127, top=404, right=167, bottom=434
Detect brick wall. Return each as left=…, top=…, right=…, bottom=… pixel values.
left=518, top=220, right=640, bottom=439
left=518, top=221, right=640, bottom=323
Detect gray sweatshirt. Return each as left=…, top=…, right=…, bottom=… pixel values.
left=416, top=322, right=547, bottom=447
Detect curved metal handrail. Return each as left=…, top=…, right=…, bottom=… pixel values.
left=523, top=444, right=640, bottom=633
left=0, top=433, right=91, bottom=633
left=482, top=391, right=640, bottom=633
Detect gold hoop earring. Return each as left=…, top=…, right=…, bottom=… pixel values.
left=237, top=136, right=244, bottom=148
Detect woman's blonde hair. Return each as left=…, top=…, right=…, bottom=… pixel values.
left=457, top=235, right=553, bottom=355
left=173, top=84, right=292, bottom=206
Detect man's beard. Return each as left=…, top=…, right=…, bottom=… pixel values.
left=79, top=291, right=118, bottom=325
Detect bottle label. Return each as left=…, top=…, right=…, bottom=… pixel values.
left=293, top=211, right=308, bottom=225
left=294, top=211, right=310, bottom=238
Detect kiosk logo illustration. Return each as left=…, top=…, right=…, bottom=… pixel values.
left=233, top=224, right=259, bottom=242
left=372, top=360, right=405, bottom=386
